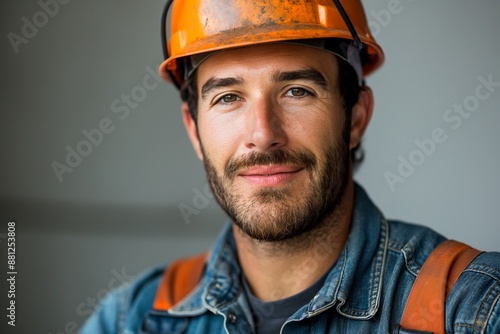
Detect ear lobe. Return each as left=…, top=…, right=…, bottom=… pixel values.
left=181, top=102, right=204, bottom=160
left=350, top=86, right=374, bottom=150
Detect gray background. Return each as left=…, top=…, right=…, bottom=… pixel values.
left=0, top=0, right=499, bottom=333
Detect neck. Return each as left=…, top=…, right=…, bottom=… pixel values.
left=233, top=180, right=355, bottom=301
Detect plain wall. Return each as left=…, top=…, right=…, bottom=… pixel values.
left=0, top=0, right=499, bottom=332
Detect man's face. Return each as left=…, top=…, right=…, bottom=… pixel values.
left=191, top=43, right=351, bottom=242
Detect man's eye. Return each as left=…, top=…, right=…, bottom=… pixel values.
left=217, top=94, right=240, bottom=104
left=285, top=88, right=310, bottom=97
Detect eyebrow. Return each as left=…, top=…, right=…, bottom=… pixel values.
left=200, top=68, right=328, bottom=99
left=201, top=77, right=244, bottom=99
left=272, top=69, right=328, bottom=89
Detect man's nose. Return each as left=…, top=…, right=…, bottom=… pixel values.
left=244, top=97, right=288, bottom=151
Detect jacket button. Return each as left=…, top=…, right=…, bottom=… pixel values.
left=227, top=312, right=237, bottom=323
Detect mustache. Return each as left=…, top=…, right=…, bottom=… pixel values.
left=225, top=149, right=317, bottom=179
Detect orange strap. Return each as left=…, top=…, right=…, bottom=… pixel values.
left=153, top=253, right=207, bottom=311
left=400, top=240, right=482, bottom=334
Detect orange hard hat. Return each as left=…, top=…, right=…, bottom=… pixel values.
left=159, top=0, right=384, bottom=88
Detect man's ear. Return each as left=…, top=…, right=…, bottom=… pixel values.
left=181, top=102, right=204, bottom=160
left=350, top=86, right=374, bottom=150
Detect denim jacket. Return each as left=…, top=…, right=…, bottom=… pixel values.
left=81, top=185, right=500, bottom=333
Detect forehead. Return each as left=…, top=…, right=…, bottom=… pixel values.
left=196, top=43, right=338, bottom=83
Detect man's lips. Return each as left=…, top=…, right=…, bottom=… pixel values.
left=238, top=165, right=304, bottom=186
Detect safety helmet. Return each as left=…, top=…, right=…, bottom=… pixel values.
left=159, top=0, right=384, bottom=88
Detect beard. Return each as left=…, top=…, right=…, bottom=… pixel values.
left=201, top=126, right=350, bottom=242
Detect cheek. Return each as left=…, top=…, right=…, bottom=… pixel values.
left=286, top=104, right=345, bottom=150
left=198, top=116, right=243, bottom=168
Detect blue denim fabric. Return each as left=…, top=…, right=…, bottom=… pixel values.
left=81, top=184, right=500, bottom=333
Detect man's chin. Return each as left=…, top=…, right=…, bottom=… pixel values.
left=231, top=208, right=315, bottom=242
left=233, top=222, right=298, bottom=242
left=234, top=219, right=317, bottom=243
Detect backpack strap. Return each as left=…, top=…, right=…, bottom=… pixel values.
left=399, top=240, right=482, bottom=334
left=153, top=252, right=207, bottom=312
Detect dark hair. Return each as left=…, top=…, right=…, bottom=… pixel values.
left=179, top=53, right=364, bottom=170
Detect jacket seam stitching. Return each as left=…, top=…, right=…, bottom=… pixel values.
left=464, top=268, right=500, bottom=284
left=480, top=282, right=500, bottom=334
left=473, top=281, right=500, bottom=334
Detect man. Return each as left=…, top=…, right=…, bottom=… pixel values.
left=82, top=0, right=500, bottom=333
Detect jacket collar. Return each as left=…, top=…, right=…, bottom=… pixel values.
left=166, top=222, right=240, bottom=316
left=305, top=184, right=389, bottom=319
left=167, top=183, right=389, bottom=321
